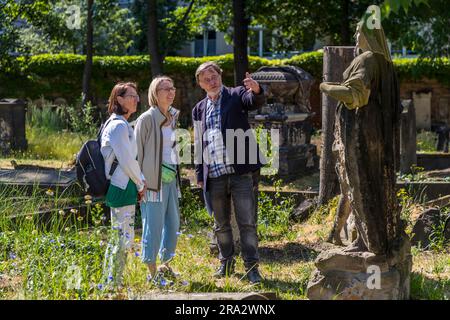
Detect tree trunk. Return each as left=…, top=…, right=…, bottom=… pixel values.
left=81, top=0, right=93, bottom=108
left=340, top=0, right=351, bottom=45
left=318, top=46, right=354, bottom=206
left=232, top=0, right=249, bottom=86
left=147, top=0, right=163, bottom=77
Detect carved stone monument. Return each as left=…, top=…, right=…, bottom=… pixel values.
left=307, top=16, right=412, bottom=300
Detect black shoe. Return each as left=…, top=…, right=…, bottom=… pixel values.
left=246, top=267, right=262, bottom=284
left=214, top=260, right=235, bottom=278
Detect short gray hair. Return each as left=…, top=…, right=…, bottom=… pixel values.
left=195, top=61, right=223, bottom=83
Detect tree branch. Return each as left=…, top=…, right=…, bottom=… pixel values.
left=163, top=0, right=195, bottom=58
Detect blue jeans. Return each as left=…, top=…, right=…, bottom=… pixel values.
left=140, top=180, right=180, bottom=264
left=208, top=172, right=259, bottom=269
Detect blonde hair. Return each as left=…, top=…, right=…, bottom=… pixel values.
left=148, top=76, right=174, bottom=107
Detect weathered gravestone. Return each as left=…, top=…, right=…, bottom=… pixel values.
left=0, top=99, right=28, bottom=155
left=400, top=100, right=417, bottom=174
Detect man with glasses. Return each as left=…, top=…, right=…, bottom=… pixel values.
left=192, top=61, right=266, bottom=284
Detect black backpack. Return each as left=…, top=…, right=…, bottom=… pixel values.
left=75, top=118, right=119, bottom=197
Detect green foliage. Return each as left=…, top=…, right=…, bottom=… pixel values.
left=416, top=130, right=437, bottom=152
left=129, top=0, right=199, bottom=57
left=410, top=271, right=449, bottom=300
left=27, top=103, right=67, bottom=133
left=9, top=0, right=140, bottom=56
left=3, top=52, right=450, bottom=105
left=179, top=185, right=213, bottom=230
left=257, top=180, right=295, bottom=240
left=428, top=212, right=450, bottom=252
left=0, top=0, right=53, bottom=68
left=19, top=126, right=91, bottom=162
left=394, top=57, right=450, bottom=85
left=65, top=100, right=100, bottom=137
left=0, top=52, right=322, bottom=103
left=382, top=0, right=449, bottom=58
left=309, top=195, right=339, bottom=225
left=398, top=164, right=427, bottom=182
left=396, top=188, right=416, bottom=232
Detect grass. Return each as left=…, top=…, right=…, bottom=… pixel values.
left=417, top=130, right=438, bottom=153
left=0, top=181, right=449, bottom=300
left=0, top=116, right=449, bottom=300
left=0, top=184, right=314, bottom=300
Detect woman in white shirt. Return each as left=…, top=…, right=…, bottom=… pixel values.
left=101, top=82, right=146, bottom=289
left=135, top=76, right=181, bottom=285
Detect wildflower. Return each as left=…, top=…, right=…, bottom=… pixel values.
left=101, top=215, right=106, bottom=221
left=134, top=238, right=140, bottom=243
left=9, top=252, right=16, bottom=260
left=84, top=195, right=92, bottom=201
left=78, top=231, right=84, bottom=236
left=97, top=284, right=103, bottom=290
left=160, top=279, right=167, bottom=287
left=25, top=215, right=33, bottom=220
left=108, top=275, right=113, bottom=282
left=50, top=239, right=55, bottom=243
left=58, top=210, right=65, bottom=216
left=31, top=230, right=38, bottom=236
left=99, top=241, right=104, bottom=247
left=64, top=227, right=70, bottom=232
left=60, top=243, right=65, bottom=248
left=181, top=280, right=189, bottom=286
left=77, top=216, right=84, bottom=221
left=146, top=275, right=152, bottom=282
left=45, top=189, right=54, bottom=196
left=187, top=234, right=194, bottom=239
left=85, top=200, right=92, bottom=205
left=70, top=208, right=78, bottom=214
left=176, top=231, right=182, bottom=236
left=134, top=252, right=140, bottom=257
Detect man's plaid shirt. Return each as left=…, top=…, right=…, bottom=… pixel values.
left=205, top=87, right=235, bottom=178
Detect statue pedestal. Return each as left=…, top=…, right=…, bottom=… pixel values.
left=307, top=234, right=412, bottom=300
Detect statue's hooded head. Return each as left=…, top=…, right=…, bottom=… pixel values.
left=354, top=12, right=391, bottom=62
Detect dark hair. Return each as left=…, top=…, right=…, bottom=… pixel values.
left=107, top=82, right=138, bottom=115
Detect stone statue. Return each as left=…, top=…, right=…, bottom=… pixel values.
left=320, top=17, right=401, bottom=255
left=307, top=15, right=412, bottom=300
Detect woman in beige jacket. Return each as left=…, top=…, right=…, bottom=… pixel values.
left=134, top=76, right=181, bottom=285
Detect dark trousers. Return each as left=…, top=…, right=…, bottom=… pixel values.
left=208, top=172, right=259, bottom=269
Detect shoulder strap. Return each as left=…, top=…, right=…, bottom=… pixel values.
left=98, top=117, right=124, bottom=177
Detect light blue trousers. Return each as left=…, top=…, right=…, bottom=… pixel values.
left=140, top=180, right=180, bottom=264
